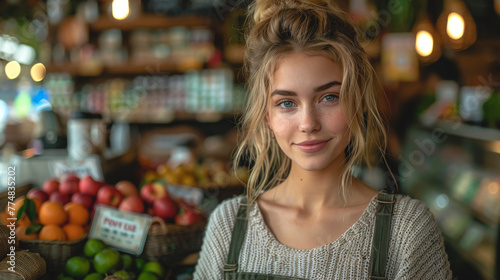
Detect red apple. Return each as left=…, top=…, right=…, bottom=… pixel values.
left=71, top=193, right=94, bottom=209
left=153, top=197, right=178, bottom=219
left=116, top=181, right=138, bottom=198
left=49, top=191, right=70, bottom=205
left=42, top=179, right=59, bottom=195
left=60, top=174, right=80, bottom=195
left=175, top=203, right=203, bottom=225
left=140, top=182, right=168, bottom=204
left=118, top=195, right=145, bottom=213
left=79, top=175, right=103, bottom=197
left=27, top=188, right=49, bottom=203
left=96, top=185, right=123, bottom=207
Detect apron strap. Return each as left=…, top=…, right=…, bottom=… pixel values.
left=224, top=197, right=250, bottom=274
left=369, top=192, right=395, bottom=280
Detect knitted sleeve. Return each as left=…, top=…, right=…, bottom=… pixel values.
left=390, top=198, right=453, bottom=280
left=193, top=196, right=241, bottom=280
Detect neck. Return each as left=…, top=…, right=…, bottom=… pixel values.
left=273, top=161, right=353, bottom=211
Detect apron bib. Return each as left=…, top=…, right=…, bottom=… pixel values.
left=223, top=192, right=395, bottom=280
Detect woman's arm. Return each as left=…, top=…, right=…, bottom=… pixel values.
left=193, top=196, right=241, bottom=279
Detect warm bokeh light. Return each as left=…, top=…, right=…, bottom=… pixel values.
left=447, top=12, right=465, bottom=40
left=488, top=182, right=499, bottom=195
left=30, top=63, right=46, bottom=82
left=416, top=30, right=434, bottom=57
left=112, top=0, right=130, bottom=20
left=5, top=61, right=21, bottom=79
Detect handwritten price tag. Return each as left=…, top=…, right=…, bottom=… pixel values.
left=89, top=205, right=151, bottom=255
left=49, top=156, right=103, bottom=181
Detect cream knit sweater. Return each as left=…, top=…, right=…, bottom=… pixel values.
left=194, top=193, right=453, bottom=279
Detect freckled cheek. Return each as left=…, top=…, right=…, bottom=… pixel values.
left=323, top=110, right=350, bottom=133
left=269, top=115, right=295, bottom=136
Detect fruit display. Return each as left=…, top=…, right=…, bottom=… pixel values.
left=58, top=238, right=167, bottom=280
left=0, top=173, right=207, bottom=279
left=143, top=160, right=249, bottom=189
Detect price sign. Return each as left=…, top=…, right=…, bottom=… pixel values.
left=89, top=205, right=152, bottom=255
left=49, top=155, right=103, bottom=181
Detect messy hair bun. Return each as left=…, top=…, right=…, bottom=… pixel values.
left=251, top=0, right=335, bottom=25
left=235, top=0, right=390, bottom=202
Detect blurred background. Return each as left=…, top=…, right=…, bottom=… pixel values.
left=0, top=0, right=499, bottom=279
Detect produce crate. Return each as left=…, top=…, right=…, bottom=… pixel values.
left=18, top=237, right=86, bottom=274
left=142, top=217, right=206, bottom=264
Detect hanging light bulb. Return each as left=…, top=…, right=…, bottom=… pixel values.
left=112, top=0, right=130, bottom=20
left=446, top=12, right=465, bottom=40
left=437, top=0, right=476, bottom=50
left=416, top=31, right=433, bottom=57
left=413, top=5, right=441, bottom=64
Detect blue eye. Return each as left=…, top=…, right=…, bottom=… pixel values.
left=323, top=95, right=338, bottom=102
left=280, top=101, right=294, bottom=108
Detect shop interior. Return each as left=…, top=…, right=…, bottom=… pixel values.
left=0, top=0, right=499, bottom=279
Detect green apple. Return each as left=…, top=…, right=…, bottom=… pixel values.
left=84, top=239, right=107, bottom=258
left=114, top=270, right=132, bottom=279
left=137, top=271, right=160, bottom=280
left=120, top=254, right=134, bottom=270
left=143, top=261, right=164, bottom=277
left=65, top=256, right=90, bottom=278
left=83, top=273, right=105, bottom=280
left=93, top=248, right=121, bottom=274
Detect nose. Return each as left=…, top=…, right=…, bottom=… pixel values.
left=299, top=107, right=321, bottom=133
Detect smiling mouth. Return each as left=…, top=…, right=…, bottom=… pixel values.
left=294, top=139, right=330, bottom=153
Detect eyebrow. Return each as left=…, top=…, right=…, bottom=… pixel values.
left=270, top=81, right=342, bottom=97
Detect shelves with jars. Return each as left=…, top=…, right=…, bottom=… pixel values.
left=400, top=124, right=500, bottom=280
left=89, top=14, right=212, bottom=31
left=44, top=68, right=246, bottom=122
left=46, top=60, right=195, bottom=77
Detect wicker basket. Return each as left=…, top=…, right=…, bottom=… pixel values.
left=18, top=237, right=86, bottom=274
left=0, top=250, right=46, bottom=280
left=142, top=217, right=206, bottom=263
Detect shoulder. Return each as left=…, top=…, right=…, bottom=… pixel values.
left=206, top=195, right=246, bottom=231
left=390, top=193, right=441, bottom=238
left=393, top=194, right=435, bottom=221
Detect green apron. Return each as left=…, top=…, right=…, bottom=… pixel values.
left=223, top=192, right=396, bottom=280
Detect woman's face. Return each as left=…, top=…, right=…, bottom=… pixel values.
left=267, top=51, right=350, bottom=172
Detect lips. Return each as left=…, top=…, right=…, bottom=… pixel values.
left=294, top=139, right=330, bottom=153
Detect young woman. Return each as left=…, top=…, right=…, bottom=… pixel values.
left=194, top=0, right=452, bottom=279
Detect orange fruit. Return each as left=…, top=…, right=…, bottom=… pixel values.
left=62, top=224, right=86, bottom=241
left=5, top=196, right=25, bottom=214
left=4, top=197, right=41, bottom=226
left=15, top=225, right=38, bottom=240
left=17, top=215, right=31, bottom=226
left=31, top=197, right=42, bottom=213
left=39, top=201, right=67, bottom=226
left=39, top=224, right=66, bottom=241
left=64, top=203, right=89, bottom=226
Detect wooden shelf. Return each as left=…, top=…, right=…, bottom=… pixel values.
left=90, top=14, right=211, bottom=31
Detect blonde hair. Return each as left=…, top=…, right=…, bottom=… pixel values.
left=233, top=0, right=389, bottom=203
